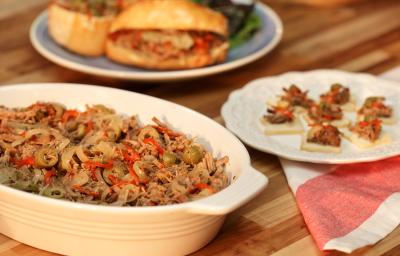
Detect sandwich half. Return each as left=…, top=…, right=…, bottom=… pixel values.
left=48, top=0, right=127, bottom=56
left=106, top=0, right=229, bottom=70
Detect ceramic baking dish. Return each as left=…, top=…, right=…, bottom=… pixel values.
left=0, top=83, right=268, bottom=256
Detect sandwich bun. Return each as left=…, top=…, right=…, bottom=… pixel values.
left=48, top=3, right=113, bottom=56
left=109, top=0, right=228, bottom=37
left=106, top=0, right=229, bottom=70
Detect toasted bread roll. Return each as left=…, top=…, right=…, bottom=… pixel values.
left=48, top=3, right=113, bottom=56
left=106, top=0, right=229, bottom=70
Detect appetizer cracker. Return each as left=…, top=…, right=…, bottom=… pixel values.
left=342, top=119, right=391, bottom=149
left=301, top=124, right=341, bottom=153
left=260, top=106, right=303, bottom=135
left=304, top=102, right=350, bottom=128
left=320, top=83, right=356, bottom=111
left=357, top=97, right=396, bottom=125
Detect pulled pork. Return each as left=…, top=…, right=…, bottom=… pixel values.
left=307, top=124, right=341, bottom=147
left=281, top=84, right=315, bottom=109
left=350, top=119, right=382, bottom=142
left=109, top=29, right=226, bottom=61
left=308, top=102, right=343, bottom=124
left=320, top=83, right=350, bottom=105
left=358, top=97, right=392, bottom=119
left=263, top=106, right=294, bottom=124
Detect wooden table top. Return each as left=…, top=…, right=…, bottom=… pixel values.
left=1, top=0, right=400, bottom=255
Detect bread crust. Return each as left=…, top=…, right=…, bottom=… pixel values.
left=300, top=134, right=341, bottom=153
left=105, top=40, right=228, bottom=70
left=260, top=117, right=303, bottom=135
left=110, top=0, right=228, bottom=37
left=342, top=129, right=391, bottom=149
left=48, top=4, right=113, bottom=56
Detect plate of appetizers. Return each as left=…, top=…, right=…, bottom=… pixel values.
left=222, top=69, right=400, bottom=164
left=29, top=0, right=282, bottom=81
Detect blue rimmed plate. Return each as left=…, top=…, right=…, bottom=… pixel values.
left=30, top=3, right=283, bottom=82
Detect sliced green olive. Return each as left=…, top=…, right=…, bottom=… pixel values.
left=71, top=124, right=86, bottom=140
left=138, top=126, right=160, bottom=141
left=102, top=165, right=125, bottom=186
left=183, top=146, right=203, bottom=165
left=35, top=110, right=47, bottom=121
left=331, top=83, right=343, bottom=91
left=133, top=162, right=149, bottom=182
left=162, top=151, right=177, bottom=167
left=104, top=128, right=121, bottom=142
left=43, top=186, right=66, bottom=199
left=66, top=120, right=78, bottom=132
left=51, top=103, right=65, bottom=119
left=35, top=147, right=58, bottom=168
left=93, top=104, right=115, bottom=114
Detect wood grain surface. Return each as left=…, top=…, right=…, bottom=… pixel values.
left=1, top=0, right=400, bottom=255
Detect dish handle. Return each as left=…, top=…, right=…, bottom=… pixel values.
left=185, top=167, right=268, bottom=215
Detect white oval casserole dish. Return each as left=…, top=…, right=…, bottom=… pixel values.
left=0, top=83, right=268, bottom=256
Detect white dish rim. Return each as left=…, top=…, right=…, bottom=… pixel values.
left=0, top=83, right=268, bottom=216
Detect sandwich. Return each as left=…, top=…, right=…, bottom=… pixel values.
left=106, top=0, right=229, bottom=70
left=48, top=0, right=130, bottom=56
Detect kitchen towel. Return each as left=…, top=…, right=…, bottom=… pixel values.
left=280, top=66, right=400, bottom=253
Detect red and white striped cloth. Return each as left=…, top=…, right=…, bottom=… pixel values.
left=280, top=67, right=400, bottom=253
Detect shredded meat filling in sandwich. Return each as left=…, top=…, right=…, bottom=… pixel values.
left=109, top=30, right=226, bottom=61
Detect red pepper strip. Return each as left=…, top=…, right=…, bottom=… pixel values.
left=85, top=121, right=94, bottom=133
left=127, top=165, right=140, bottom=185
left=72, top=185, right=99, bottom=198
left=359, top=119, right=382, bottom=128
left=195, top=183, right=214, bottom=192
left=143, top=138, right=165, bottom=155
left=61, top=110, right=79, bottom=123
left=44, top=170, right=56, bottom=185
left=122, top=146, right=140, bottom=163
left=83, top=160, right=114, bottom=181
left=11, top=156, right=35, bottom=167
left=275, top=107, right=294, bottom=118
left=322, top=114, right=335, bottom=120
left=108, top=174, right=138, bottom=188
left=372, top=101, right=385, bottom=109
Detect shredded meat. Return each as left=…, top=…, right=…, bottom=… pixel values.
left=307, top=124, right=341, bottom=147
left=109, top=29, right=226, bottom=60
left=0, top=103, right=229, bottom=207
left=263, top=107, right=294, bottom=124
left=350, top=119, right=382, bottom=142
left=308, top=102, right=343, bottom=123
left=281, top=84, right=314, bottom=109
left=320, top=83, right=350, bottom=105
left=358, top=97, right=392, bottom=119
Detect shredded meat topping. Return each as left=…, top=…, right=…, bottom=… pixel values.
left=0, top=102, right=229, bottom=206
left=280, top=84, right=314, bottom=109
left=109, top=29, right=226, bottom=60
left=263, top=107, right=294, bottom=124
left=350, top=119, right=382, bottom=142
left=358, top=97, right=392, bottom=119
left=320, top=83, right=350, bottom=105
left=308, top=102, right=343, bottom=123
left=307, top=124, right=341, bottom=147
